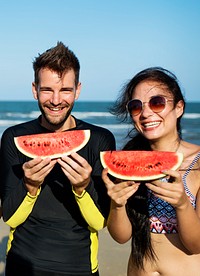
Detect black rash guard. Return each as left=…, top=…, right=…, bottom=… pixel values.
left=0, top=116, right=116, bottom=275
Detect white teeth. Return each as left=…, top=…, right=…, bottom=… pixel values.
left=144, top=121, right=160, bottom=128
left=50, top=108, right=60, bottom=111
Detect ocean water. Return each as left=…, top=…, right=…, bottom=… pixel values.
left=0, top=101, right=200, bottom=149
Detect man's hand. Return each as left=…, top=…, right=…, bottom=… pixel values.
left=57, top=152, right=92, bottom=195
left=23, top=157, right=57, bottom=195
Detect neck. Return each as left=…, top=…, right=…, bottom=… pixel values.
left=40, top=115, right=76, bottom=132
left=150, top=137, right=181, bottom=152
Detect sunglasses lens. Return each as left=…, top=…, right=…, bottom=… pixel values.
left=149, top=96, right=166, bottom=113
left=127, top=100, right=142, bottom=116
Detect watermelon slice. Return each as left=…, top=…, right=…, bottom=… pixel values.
left=100, top=150, right=183, bottom=181
left=14, top=129, right=90, bottom=159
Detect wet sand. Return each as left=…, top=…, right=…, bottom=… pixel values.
left=0, top=219, right=130, bottom=276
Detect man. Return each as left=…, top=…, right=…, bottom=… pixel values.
left=0, top=42, right=115, bottom=276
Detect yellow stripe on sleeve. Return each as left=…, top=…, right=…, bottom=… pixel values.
left=73, top=189, right=106, bottom=231
left=89, top=227, right=99, bottom=273
left=5, top=188, right=41, bottom=228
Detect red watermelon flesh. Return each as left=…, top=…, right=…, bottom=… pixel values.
left=100, top=150, right=183, bottom=181
left=14, top=129, right=90, bottom=159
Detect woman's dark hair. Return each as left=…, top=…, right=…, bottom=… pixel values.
left=110, top=67, right=186, bottom=269
left=110, top=66, right=185, bottom=139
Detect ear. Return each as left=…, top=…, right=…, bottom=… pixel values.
left=75, top=82, right=82, bottom=100
left=175, top=100, right=184, bottom=119
left=32, top=82, right=38, bottom=100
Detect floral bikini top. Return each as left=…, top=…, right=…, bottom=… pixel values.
left=148, top=152, right=200, bottom=234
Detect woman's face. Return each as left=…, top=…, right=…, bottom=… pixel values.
left=130, top=80, right=184, bottom=142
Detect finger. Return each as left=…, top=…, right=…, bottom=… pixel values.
left=146, top=182, right=178, bottom=201
left=60, top=154, right=91, bottom=173
left=161, top=169, right=181, bottom=179
left=110, top=184, right=140, bottom=206
left=113, top=182, right=139, bottom=194
left=58, top=157, right=91, bottom=179
left=66, top=152, right=87, bottom=167
left=24, top=159, right=56, bottom=182
left=102, top=168, right=115, bottom=189
left=145, top=183, right=169, bottom=195
left=39, top=160, right=57, bottom=176
left=23, top=157, right=52, bottom=170
left=58, top=157, right=91, bottom=187
left=124, top=184, right=140, bottom=197
left=23, top=157, right=43, bottom=169
left=59, top=156, right=79, bottom=173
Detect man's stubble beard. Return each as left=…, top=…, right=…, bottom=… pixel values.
left=38, top=102, right=74, bottom=129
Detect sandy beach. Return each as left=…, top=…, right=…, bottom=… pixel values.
left=0, top=220, right=9, bottom=276
left=0, top=219, right=130, bottom=276
left=98, top=228, right=130, bottom=276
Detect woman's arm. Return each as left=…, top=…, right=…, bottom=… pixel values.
left=146, top=168, right=200, bottom=253
left=107, top=201, right=132, bottom=243
left=102, top=169, right=140, bottom=243
left=176, top=188, right=200, bottom=253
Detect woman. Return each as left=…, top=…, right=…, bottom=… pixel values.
left=102, top=67, right=200, bottom=275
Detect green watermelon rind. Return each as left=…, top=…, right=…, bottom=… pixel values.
left=100, top=150, right=184, bottom=181
left=14, top=129, right=90, bottom=159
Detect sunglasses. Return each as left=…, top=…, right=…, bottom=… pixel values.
left=127, top=95, right=173, bottom=116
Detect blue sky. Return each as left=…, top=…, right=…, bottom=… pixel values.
left=0, top=0, right=200, bottom=102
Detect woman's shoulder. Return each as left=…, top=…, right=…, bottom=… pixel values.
left=179, top=141, right=200, bottom=172
left=181, top=141, right=200, bottom=159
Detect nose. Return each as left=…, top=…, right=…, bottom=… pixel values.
left=50, top=91, right=61, bottom=105
left=140, top=102, right=153, bottom=117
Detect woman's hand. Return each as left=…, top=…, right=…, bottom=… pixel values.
left=102, top=168, right=140, bottom=208
left=145, top=169, right=189, bottom=209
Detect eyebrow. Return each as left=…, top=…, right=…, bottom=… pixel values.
left=39, top=87, right=53, bottom=91
left=39, top=87, right=75, bottom=91
left=60, top=87, right=74, bottom=91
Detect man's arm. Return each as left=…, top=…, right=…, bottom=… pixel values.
left=0, top=128, right=29, bottom=222
left=72, top=130, right=116, bottom=230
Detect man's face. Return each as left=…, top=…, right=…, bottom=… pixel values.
left=32, top=68, right=81, bottom=131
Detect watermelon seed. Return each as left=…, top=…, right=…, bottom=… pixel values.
left=145, top=162, right=162, bottom=170
left=155, top=162, right=162, bottom=167
left=43, top=141, right=51, bottom=147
